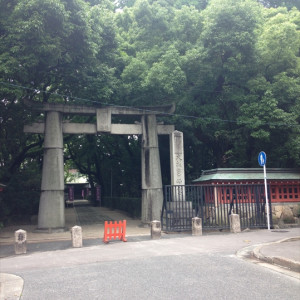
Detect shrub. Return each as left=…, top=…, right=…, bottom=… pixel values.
left=102, top=197, right=141, bottom=218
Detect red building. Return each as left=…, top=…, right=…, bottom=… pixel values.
left=193, top=168, right=300, bottom=204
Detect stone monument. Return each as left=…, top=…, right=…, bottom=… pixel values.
left=14, top=229, right=27, bottom=254
left=71, top=226, right=83, bottom=247
left=229, top=214, right=241, bottom=233
left=192, top=217, right=202, bottom=236
left=151, top=220, right=161, bottom=239
left=170, top=130, right=185, bottom=187
left=166, top=131, right=192, bottom=229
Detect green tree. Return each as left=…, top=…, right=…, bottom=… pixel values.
left=0, top=0, right=119, bottom=220
left=238, top=7, right=300, bottom=166
left=1, top=0, right=300, bottom=223
left=0, top=0, right=118, bottom=104
left=176, top=0, right=263, bottom=171
left=258, top=0, right=300, bottom=10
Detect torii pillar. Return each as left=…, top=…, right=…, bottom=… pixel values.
left=39, top=111, right=65, bottom=230
left=141, top=114, right=163, bottom=223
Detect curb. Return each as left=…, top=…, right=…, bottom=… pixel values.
left=0, top=273, right=24, bottom=300
left=252, top=237, right=300, bottom=273
left=0, top=232, right=151, bottom=246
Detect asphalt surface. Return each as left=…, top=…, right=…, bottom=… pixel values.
left=0, top=204, right=299, bottom=299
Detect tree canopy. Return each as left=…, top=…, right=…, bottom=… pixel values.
left=1, top=0, right=299, bottom=222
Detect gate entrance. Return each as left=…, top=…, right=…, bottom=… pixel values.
left=24, top=100, right=177, bottom=229
left=162, top=184, right=272, bottom=231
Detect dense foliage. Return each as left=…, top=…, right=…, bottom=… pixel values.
left=0, top=0, right=299, bottom=222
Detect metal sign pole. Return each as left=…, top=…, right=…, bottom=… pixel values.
left=263, top=164, right=270, bottom=230
left=258, top=151, right=270, bottom=231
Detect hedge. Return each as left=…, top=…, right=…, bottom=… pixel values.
left=102, top=197, right=141, bottom=219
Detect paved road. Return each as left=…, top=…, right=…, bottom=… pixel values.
left=74, top=206, right=113, bottom=225
left=11, top=253, right=300, bottom=300
left=1, top=229, right=300, bottom=300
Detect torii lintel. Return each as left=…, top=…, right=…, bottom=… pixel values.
left=23, top=99, right=175, bottom=116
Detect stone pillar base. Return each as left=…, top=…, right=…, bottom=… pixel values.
left=141, top=188, right=163, bottom=224
left=38, top=190, right=65, bottom=229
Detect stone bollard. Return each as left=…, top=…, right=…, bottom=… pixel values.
left=229, top=214, right=241, bottom=233
left=151, top=220, right=161, bottom=240
left=192, top=217, right=202, bottom=236
left=71, top=226, right=83, bottom=248
left=15, top=229, right=27, bottom=254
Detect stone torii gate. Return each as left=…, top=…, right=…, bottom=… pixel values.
left=24, top=100, right=177, bottom=230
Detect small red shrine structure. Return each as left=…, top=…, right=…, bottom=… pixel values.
left=0, top=183, right=5, bottom=192
left=193, top=168, right=300, bottom=203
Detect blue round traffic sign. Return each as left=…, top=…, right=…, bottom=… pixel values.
left=258, top=151, right=266, bottom=166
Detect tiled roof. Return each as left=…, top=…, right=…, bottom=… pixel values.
left=193, top=168, right=300, bottom=182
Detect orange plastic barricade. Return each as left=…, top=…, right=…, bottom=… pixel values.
left=103, top=220, right=127, bottom=243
